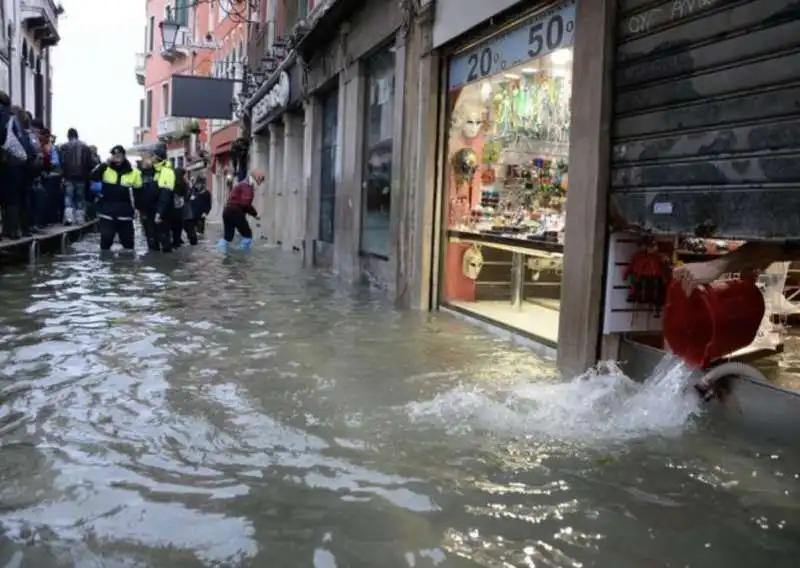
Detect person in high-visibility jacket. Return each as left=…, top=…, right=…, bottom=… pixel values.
left=150, top=144, right=177, bottom=252
left=90, top=145, right=142, bottom=251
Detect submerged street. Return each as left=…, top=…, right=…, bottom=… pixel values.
left=0, top=236, right=798, bottom=567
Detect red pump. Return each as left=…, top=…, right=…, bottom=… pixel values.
left=663, top=277, right=765, bottom=368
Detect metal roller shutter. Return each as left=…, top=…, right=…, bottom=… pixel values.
left=610, top=0, right=800, bottom=240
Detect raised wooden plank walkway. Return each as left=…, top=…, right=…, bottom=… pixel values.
left=0, top=221, right=98, bottom=265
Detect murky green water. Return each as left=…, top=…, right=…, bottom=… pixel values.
left=0, top=235, right=798, bottom=567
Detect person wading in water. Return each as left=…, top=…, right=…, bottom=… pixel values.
left=218, top=169, right=263, bottom=251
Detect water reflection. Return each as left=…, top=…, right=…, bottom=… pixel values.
left=0, top=236, right=798, bottom=567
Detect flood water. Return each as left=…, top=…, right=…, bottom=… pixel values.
left=0, top=235, right=799, bottom=567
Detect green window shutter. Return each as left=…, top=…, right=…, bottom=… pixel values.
left=175, top=0, right=189, bottom=26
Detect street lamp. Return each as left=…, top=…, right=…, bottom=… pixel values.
left=272, top=38, right=288, bottom=59
left=261, top=54, right=277, bottom=74
left=159, top=7, right=180, bottom=51
left=250, top=70, right=265, bottom=86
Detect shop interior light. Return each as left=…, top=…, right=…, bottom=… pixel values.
left=550, top=48, right=573, bottom=65
left=521, top=68, right=538, bottom=74
left=504, top=73, right=520, bottom=79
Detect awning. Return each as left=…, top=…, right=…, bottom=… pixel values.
left=213, top=141, right=232, bottom=156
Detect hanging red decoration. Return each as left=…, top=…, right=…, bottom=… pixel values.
left=623, top=237, right=673, bottom=316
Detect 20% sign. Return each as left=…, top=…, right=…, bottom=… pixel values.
left=462, top=2, right=575, bottom=84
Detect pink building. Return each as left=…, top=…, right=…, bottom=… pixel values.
left=132, top=0, right=215, bottom=167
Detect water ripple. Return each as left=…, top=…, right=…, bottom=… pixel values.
left=0, top=236, right=797, bottom=567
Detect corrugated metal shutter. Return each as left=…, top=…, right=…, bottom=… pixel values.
left=610, top=0, right=800, bottom=240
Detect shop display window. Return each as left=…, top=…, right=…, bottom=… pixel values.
left=440, top=47, right=573, bottom=345
left=360, top=48, right=395, bottom=258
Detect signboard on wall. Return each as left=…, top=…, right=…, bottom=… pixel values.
left=170, top=75, right=235, bottom=120
left=448, top=0, right=576, bottom=90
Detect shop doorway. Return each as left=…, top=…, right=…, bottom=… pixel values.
left=437, top=2, right=576, bottom=347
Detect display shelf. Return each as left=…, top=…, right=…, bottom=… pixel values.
left=448, top=230, right=564, bottom=256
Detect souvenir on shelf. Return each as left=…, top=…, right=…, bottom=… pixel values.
left=447, top=63, right=571, bottom=242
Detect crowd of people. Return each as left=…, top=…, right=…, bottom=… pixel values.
left=0, top=86, right=260, bottom=253
left=89, top=144, right=211, bottom=252
left=0, top=91, right=101, bottom=240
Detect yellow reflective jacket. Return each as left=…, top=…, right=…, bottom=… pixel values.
left=92, top=160, right=142, bottom=220
left=154, top=160, right=176, bottom=216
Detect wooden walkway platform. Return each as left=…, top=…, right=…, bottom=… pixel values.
left=0, top=221, right=97, bottom=265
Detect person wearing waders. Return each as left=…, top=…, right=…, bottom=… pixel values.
left=219, top=169, right=262, bottom=251
left=136, top=154, right=162, bottom=251
left=90, top=145, right=142, bottom=251
left=151, top=144, right=177, bottom=252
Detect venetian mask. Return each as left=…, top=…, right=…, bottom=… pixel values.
left=462, top=114, right=482, bottom=139
left=452, top=147, right=478, bottom=184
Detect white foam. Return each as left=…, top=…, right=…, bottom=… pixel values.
left=405, top=356, right=701, bottom=443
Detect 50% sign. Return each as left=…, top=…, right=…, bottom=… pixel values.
left=455, top=0, right=576, bottom=87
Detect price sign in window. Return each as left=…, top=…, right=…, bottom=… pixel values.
left=448, top=0, right=576, bottom=90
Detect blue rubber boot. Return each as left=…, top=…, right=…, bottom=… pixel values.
left=238, top=237, right=253, bottom=251
left=217, top=238, right=229, bottom=251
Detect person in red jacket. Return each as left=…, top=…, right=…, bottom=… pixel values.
left=219, top=169, right=263, bottom=251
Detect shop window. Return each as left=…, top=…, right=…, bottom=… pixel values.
left=360, top=47, right=395, bottom=258
left=439, top=13, right=574, bottom=346
left=319, top=88, right=338, bottom=244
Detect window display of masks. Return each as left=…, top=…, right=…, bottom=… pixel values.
left=473, top=159, right=568, bottom=239
left=490, top=73, right=571, bottom=147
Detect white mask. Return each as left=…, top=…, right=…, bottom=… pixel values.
left=462, top=117, right=481, bottom=139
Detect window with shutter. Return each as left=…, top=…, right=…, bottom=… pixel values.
left=175, top=0, right=188, bottom=26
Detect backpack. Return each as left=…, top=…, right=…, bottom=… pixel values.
left=1, top=116, right=27, bottom=165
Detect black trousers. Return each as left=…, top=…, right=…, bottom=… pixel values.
left=222, top=206, right=252, bottom=242
left=99, top=217, right=135, bottom=250
left=196, top=217, right=206, bottom=235
left=183, top=218, right=199, bottom=245
left=169, top=216, right=198, bottom=247
left=140, top=215, right=176, bottom=252
left=140, top=215, right=160, bottom=251
left=0, top=166, right=23, bottom=237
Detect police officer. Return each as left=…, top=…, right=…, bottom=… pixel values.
left=150, top=144, right=177, bottom=252
left=137, top=154, right=160, bottom=251
left=90, top=145, right=142, bottom=251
